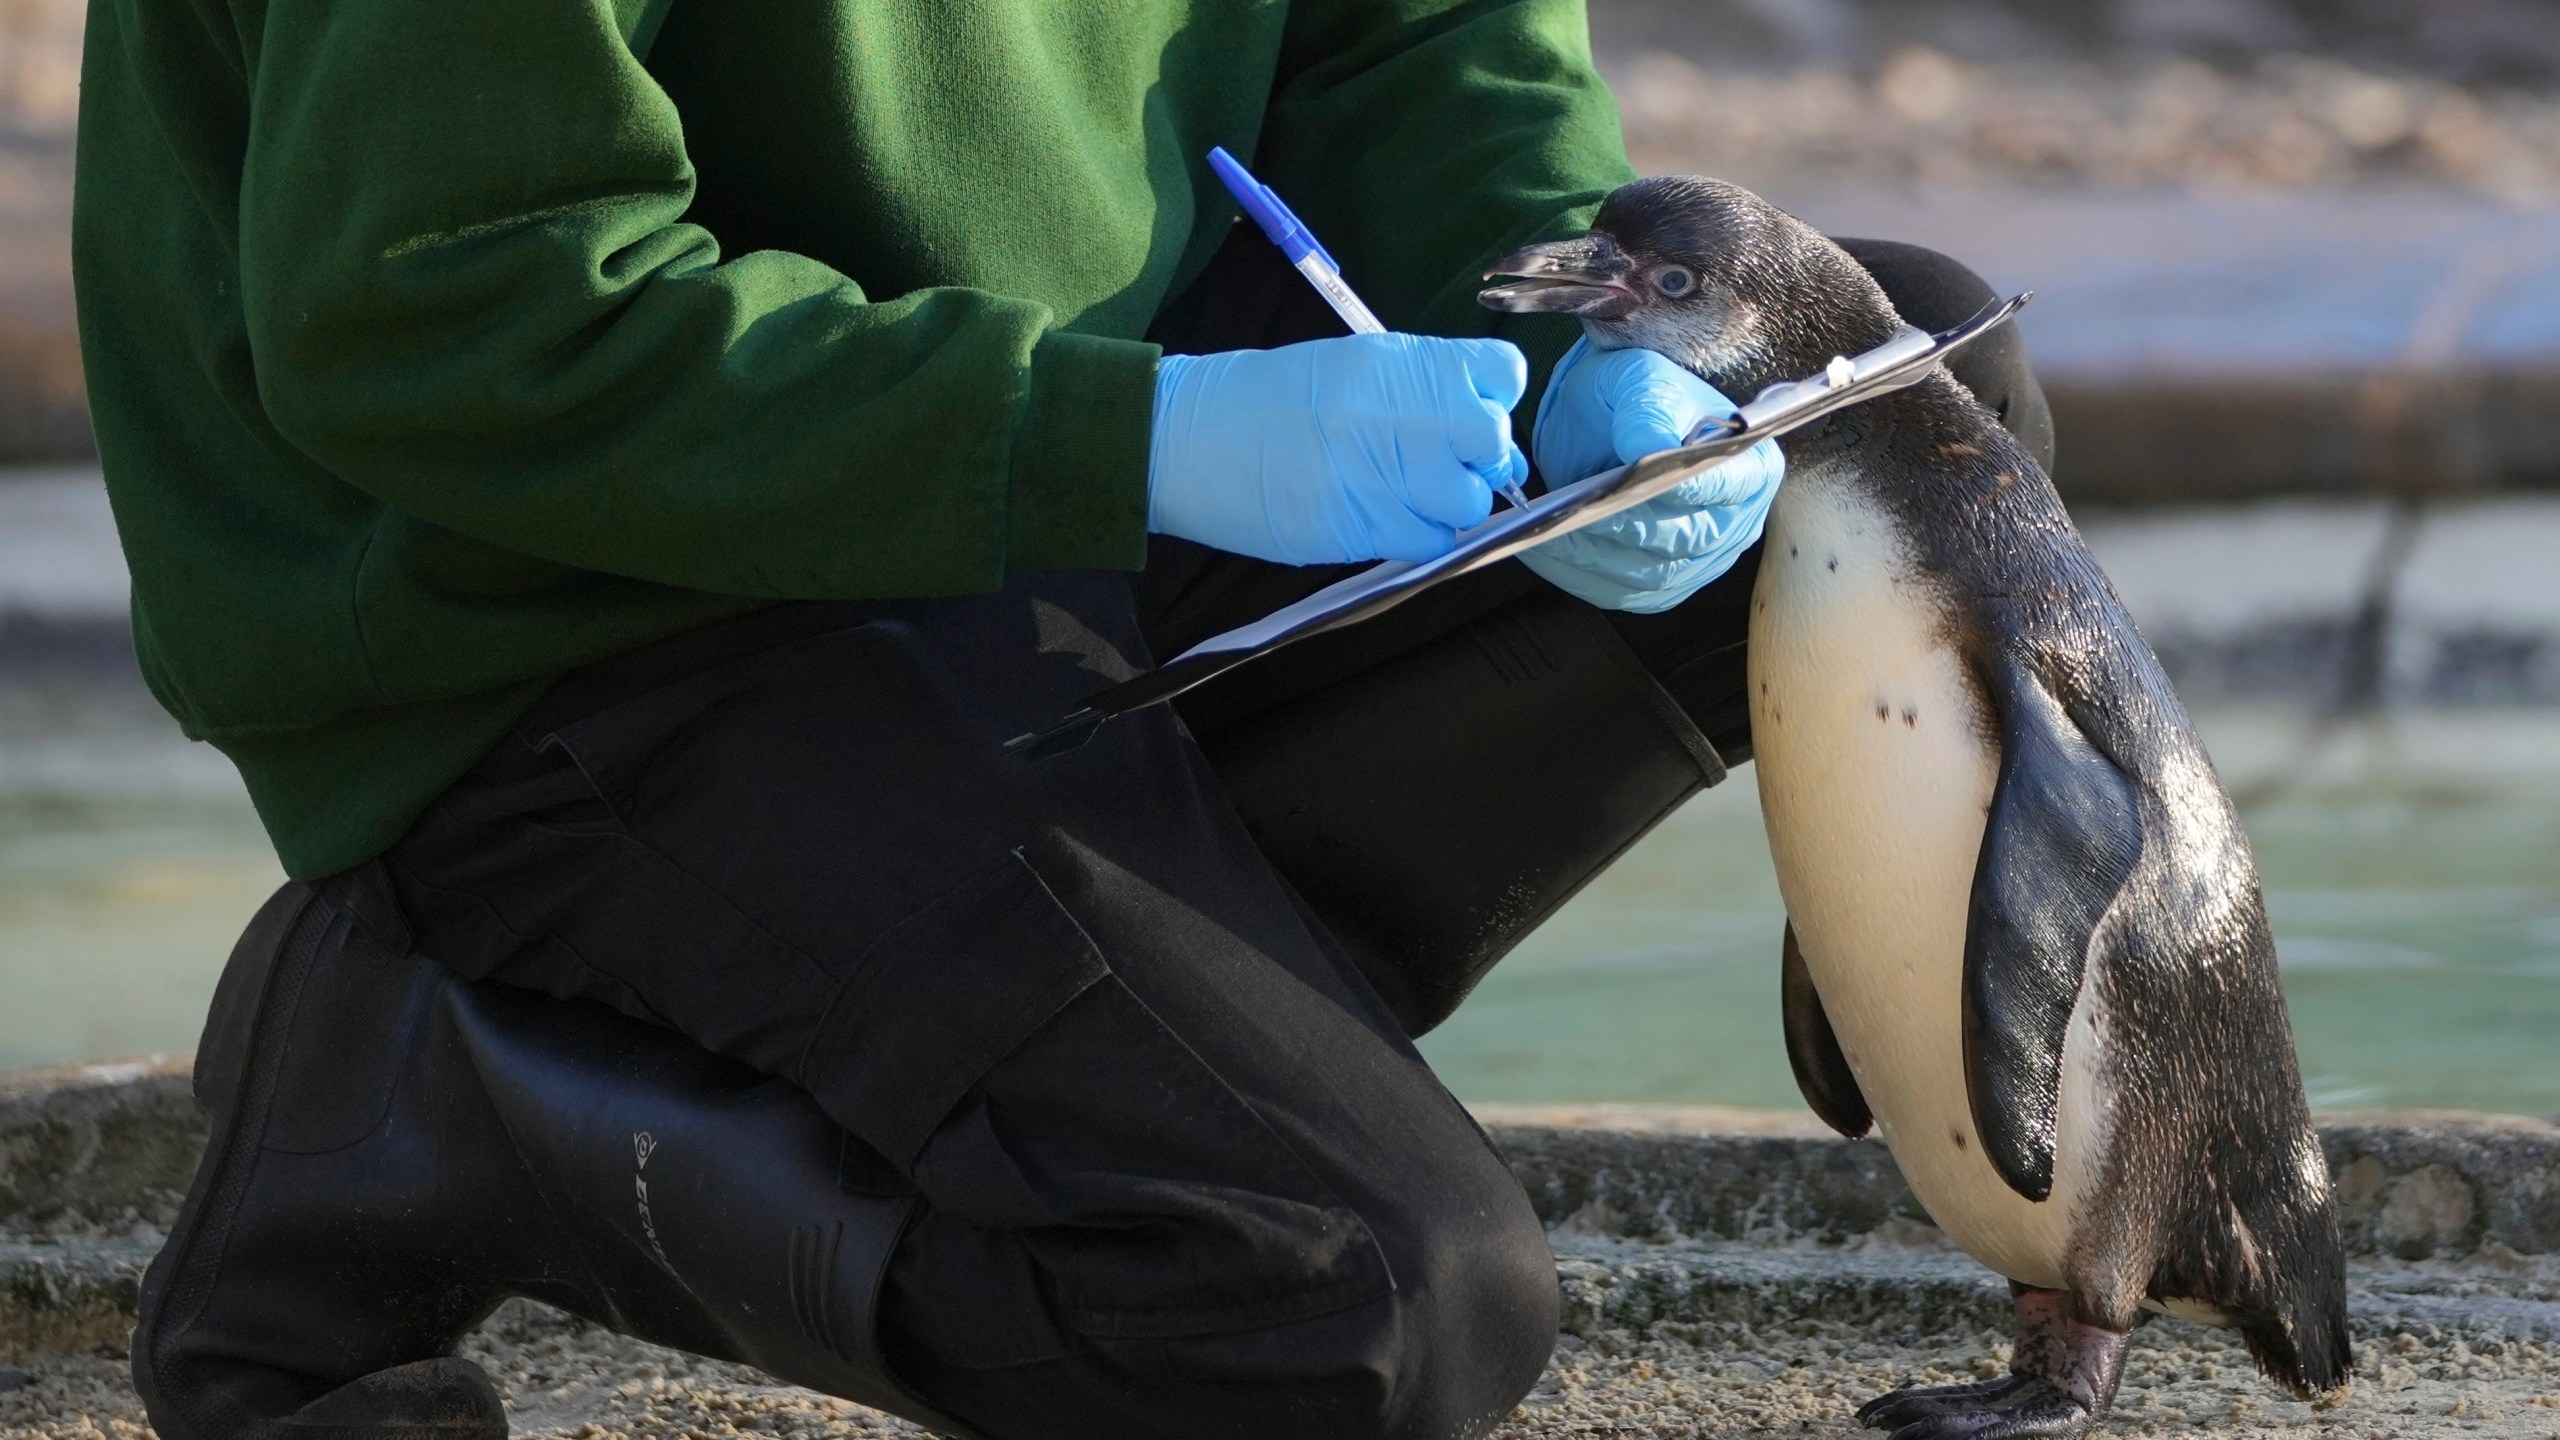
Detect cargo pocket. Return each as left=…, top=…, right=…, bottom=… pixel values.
left=799, top=849, right=1395, bottom=1343
left=795, top=849, right=1110, bottom=1168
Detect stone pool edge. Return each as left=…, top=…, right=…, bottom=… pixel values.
left=2, top=1058, right=2555, bottom=1357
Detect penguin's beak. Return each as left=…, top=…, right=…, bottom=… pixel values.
left=1478, top=234, right=1639, bottom=318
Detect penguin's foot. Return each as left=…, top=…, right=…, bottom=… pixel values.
left=1863, top=1363, right=2099, bottom=1434
left=1854, top=1288, right=2130, bottom=1440
left=1854, top=1375, right=2023, bottom=1424
left=1853, top=1375, right=2095, bottom=1440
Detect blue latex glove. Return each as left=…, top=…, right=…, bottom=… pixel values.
left=1148, top=333, right=1531, bottom=565
left=1522, top=338, right=1785, bottom=614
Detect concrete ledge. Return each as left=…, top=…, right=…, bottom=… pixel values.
left=2048, top=368, right=2560, bottom=506
left=6, top=1065, right=2556, bottom=1363
left=1487, top=1111, right=1928, bottom=1245
left=9, top=1066, right=2555, bottom=1259
left=6, top=1230, right=2550, bottom=1364
left=1480, top=1104, right=2560, bottom=1259
left=1556, top=1235, right=2012, bottom=1339
left=1552, top=1234, right=2560, bottom=1344
left=0, top=1057, right=201, bottom=1236
left=0, top=1239, right=153, bottom=1358
left=2323, top=1110, right=2560, bottom=1258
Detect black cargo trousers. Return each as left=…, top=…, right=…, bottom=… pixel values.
left=370, top=231, right=2049, bottom=1440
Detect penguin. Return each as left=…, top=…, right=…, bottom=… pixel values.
left=1481, top=176, right=2350, bottom=1438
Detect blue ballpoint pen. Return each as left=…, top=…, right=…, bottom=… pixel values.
left=1206, top=146, right=1533, bottom=512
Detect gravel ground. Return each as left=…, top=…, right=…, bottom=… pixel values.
left=1510, top=1322, right=2560, bottom=1439
left=7, top=1291, right=2559, bottom=1440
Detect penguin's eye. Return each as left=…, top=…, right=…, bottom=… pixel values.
left=1654, top=266, right=1697, bottom=297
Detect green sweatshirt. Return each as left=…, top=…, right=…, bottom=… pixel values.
left=72, top=0, right=1635, bottom=880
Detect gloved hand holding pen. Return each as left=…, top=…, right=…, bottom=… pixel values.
left=1150, top=150, right=1770, bottom=583
left=1149, top=148, right=1536, bottom=568
left=1146, top=333, right=1532, bottom=565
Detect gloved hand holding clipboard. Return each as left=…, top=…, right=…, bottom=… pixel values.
left=1009, top=293, right=2031, bottom=759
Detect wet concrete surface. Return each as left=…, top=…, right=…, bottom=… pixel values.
left=14, top=469, right=2558, bottom=708
left=1736, top=186, right=2560, bottom=503
left=2075, top=495, right=2560, bottom=706
left=1761, top=189, right=2560, bottom=381
left=1588, top=0, right=2560, bottom=88
left=0, top=470, right=123, bottom=628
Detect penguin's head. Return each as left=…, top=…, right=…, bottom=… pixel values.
left=1478, top=175, right=1901, bottom=398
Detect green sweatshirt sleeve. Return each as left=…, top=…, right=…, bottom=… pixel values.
left=1257, top=0, right=1637, bottom=427
left=236, top=0, right=1155, bottom=599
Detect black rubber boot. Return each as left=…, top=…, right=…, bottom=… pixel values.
left=136, top=883, right=968, bottom=1440
left=1200, top=586, right=1731, bottom=1036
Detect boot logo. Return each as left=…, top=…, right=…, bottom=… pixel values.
left=631, top=1131, right=673, bottom=1274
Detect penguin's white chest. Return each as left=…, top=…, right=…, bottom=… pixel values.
left=1747, top=468, right=2097, bottom=1287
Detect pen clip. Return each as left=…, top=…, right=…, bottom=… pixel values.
left=1207, top=146, right=1342, bottom=272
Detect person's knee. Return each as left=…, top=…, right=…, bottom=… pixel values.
left=1390, top=1189, right=1561, bottom=1438
left=886, top=1120, right=1557, bottom=1440
left=1103, top=1183, right=1556, bottom=1440
left=1304, top=1152, right=1560, bottom=1440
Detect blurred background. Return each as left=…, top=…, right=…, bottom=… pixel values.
left=2, top=0, right=2556, bottom=1115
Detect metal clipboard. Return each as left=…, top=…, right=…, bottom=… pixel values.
left=1008, top=293, right=2030, bottom=758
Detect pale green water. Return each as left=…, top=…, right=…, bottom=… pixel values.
left=1421, top=711, right=2560, bottom=1118
left=0, top=794, right=281, bottom=1069
left=4, top=706, right=2557, bottom=1120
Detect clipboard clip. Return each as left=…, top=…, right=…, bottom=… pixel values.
left=1006, top=293, right=2030, bottom=759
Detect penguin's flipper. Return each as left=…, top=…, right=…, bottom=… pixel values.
left=1963, top=660, right=2143, bottom=1202
left=1781, top=921, right=1872, bottom=1138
